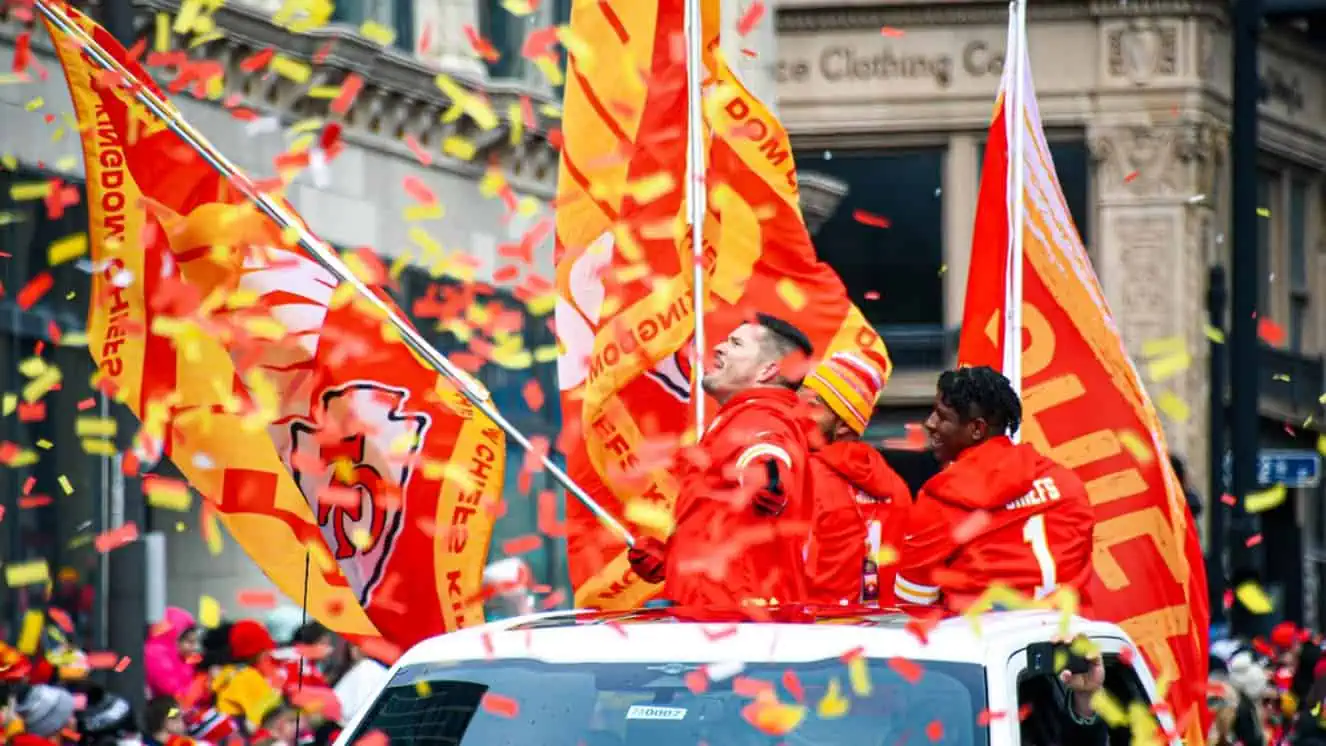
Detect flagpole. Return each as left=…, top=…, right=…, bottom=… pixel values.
left=34, top=0, right=636, bottom=549
left=685, top=0, right=708, bottom=437
left=1004, top=0, right=1027, bottom=441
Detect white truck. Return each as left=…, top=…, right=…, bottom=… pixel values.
left=334, top=607, right=1181, bottom=746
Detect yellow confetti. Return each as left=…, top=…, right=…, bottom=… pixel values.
left=1257, top=206, right=1271, bottom=218
left=1141, top=336, right=1185, bottom=359
left=10, top=182, right=52, bottom=201
left=1318, top=434, right=1326, bottom=456
left=288, top=117, right=324, bottom=135
left=146, top=480, right=192, bottom=511
left=58, top=475, right=74, bottom=495
left=1, top=153, right=17, bottom=170
left=36, top=439, right=53, bottom=451
left=747, top=693, right=806, bottom=736
left=508, top=103, right=524, bottom=146
left=308, top=85, right=342, bottom=99
left=81, top=439, right=117, bottom=456
left=415, top=681, right=432, bottom=697
left=532, top=344, right=558, bottom=363
left=0, top=74, right=26, bottom=85
left=273, top=0, right=334, bottom=32
left=443, top=136, right=477, bottom=161
left=1, top=394, right=14, bottom=416
left=48, top=233, right=89, bottom=266
left=404, top=203, right=445, bottom=222
left=1155, top=391, right=1189, bottom=422
left=776, top=278, right=807, bottom=311
left=24, top=97, right=44, bottom=112
left=1246, top=483, right=1287, bottom=514
left=534, top=57, right=564, bottom=86
left=17, top=610, right=44, bottom=654
left=1116, top=430, right=1154, bottom=464
left=154, top=11, right=172, bottom=52
left=23, top=368, right=61, bottom=404
left=1145, top=351, right=1190, bottom=383
left=434, top=74, right=498, bottom=130
left=815, top=677, right=849, bottom=719
left=1091, top=690, right=1128, bottom=727
left=624, top=500, right=675, bottom=534
left=624, top=173, right=675, bottom=204
left=270, top=55, right=312, bottom=84
left=1205, top=324, right=1226, bottom=344
left=75, top=418, right=118, bottom=439
left=198, top=595, right=222, bottom=628
left=1235, top=580, right=1273, bottom=614
left=359, top=20, right=396, bottom=46
left=501, top=0, right=535, bottom=15
left=847, top=656, right=872, bottom=696
left=6, top=560, right=50, bottom=588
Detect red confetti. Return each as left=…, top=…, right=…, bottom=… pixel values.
left=1258, top=317, right=1286, bottom=346
left=951, top=510, right=991, bottom=544
left=1124, top=170, right=1139, bottom=183
left=536, top=490, right=565, bottom=537
left=977, top=709, right=1006, bottom=726
left=84, top=651, right=120, bottom=670
left=493, top=265, right=520, bottom=284
left=880, top=26, right=905, bottom=38
left=837, top=646, right=865, bottom=663
left=1018, top=703, right=1034, bottom=721
left=702, top=625, right=738, bottom=642
left=403, top=134, right=433, bottom=166
left=732, top=676, right=773, bottom=698
left=1220, top=492, right=1237, bottom=506
left=319, top=122, right=343, bottom=153
left=887, top=656, right=923, bottom=684
left=926, top=721, right=945, bottom=741
left=781, top=669, right=804, bottom=703
left=21, top=477, right=35, bottom=496
left=685, top=670, right=709, bottom=693
left=481, top=693, right=519, bottom=718
left=239, top=47, right=275, bottom=73
left=47, top=607, right=73, bottom=633
left=463, top=25, right=501, bottom=62
left=330, top=73, right=364, bottom=115
left=12, top=31, right=32, bottom=74
left=1119, top=646, right=1136, bottom=666
left=864, top=290, right=881, bottom=301
left=19, top=496, right=52, bottom=509
left=853, top=210, right=891, bottom=229
left=236, top=589, right=279, bottom=609
left=17, top=402, right=45, bottom=422
left=94, top=522, right=140, bottom=553
left=1246, top=533, right=1263, bottom=547
left=501, top=534, right=543, bottom=555
left=16, top=272, right=51, bottom=310
left=416, top=23, right=433, bottom=54
left=736, top=0, right=765, bottom=36
left=402, top=175, right=437, bottom=204
left=312, top=41, right=336, bottom=64
left=353, top=731, right=388, bottom=746
left=522, top=379, right=544, bottom=412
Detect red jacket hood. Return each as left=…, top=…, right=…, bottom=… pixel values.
left=815, top=441, right=911, bottom=502
left=924, top=436, right=1050, bottom=509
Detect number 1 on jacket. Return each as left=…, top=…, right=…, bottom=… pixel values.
left=1021, top=514, right=1057, bottom=599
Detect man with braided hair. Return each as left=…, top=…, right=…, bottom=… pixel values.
left=893, top=366, right=1095, bottom=613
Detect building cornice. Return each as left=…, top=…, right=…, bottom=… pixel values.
left=777, top=0, right=1232, bottom=32
left=2, top=0, right=561, bottom=197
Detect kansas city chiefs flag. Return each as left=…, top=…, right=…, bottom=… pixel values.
left=45, top=1, right=503, bottom=649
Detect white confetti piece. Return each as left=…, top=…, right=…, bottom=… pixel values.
left=706, top=660, right=745, bottom=681
left=245, top=116, right=281, bottom=136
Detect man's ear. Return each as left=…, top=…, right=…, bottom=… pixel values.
left=754, top=358, right=781, bottom=385
left=969, top=418, right=990, bottom=443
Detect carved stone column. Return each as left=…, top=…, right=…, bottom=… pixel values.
left=1088, top=120, right=1228, bottom=501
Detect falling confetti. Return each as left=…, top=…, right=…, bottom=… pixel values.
left=1235, top=581, right=1272, bottom=614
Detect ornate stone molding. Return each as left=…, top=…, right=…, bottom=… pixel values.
left=777, top=0, right=1230, bottom=33
left=1088, top=121, right=1228, bottom=200
left=1105, top=18, right=1180, bottom=85
left=2, top=0, right=561, bottom=194
left=797, top=171, right=848, bottom=236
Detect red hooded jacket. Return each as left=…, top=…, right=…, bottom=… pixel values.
left=893, top=436, right=1094, bottom=612
left=804, top=441, right=911, bottom=606
left=664, top=388, right=813, bottom=608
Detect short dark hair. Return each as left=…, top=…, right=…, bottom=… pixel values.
left=754, top=313, right=813, bottom=387
left=937, top=366, right=1022, bottom=435
left=145, top=696, right=179, bottom=736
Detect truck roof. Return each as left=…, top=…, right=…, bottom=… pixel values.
left=394, top=606, right=1135, bottom=669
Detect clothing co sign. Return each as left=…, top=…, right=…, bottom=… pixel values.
left=772, top=41, right=1006, bottom=88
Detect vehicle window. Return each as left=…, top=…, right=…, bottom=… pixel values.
left=1016, top=653, right=1159, bottom=746
left=348, top=657, right=989, bottom=746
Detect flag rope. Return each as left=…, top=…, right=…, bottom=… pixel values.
left=35, top=0, right=635, bottom=549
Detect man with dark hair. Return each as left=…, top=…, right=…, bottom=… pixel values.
left=628, top=314, right=817, bottom=607
left=893, top=366, right=1095, bottom=612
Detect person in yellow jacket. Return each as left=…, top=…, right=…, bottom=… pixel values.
left=211, top=620, right=282, bottom=733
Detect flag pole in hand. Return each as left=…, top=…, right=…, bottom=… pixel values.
left=34, top=0, right=636, bottom=549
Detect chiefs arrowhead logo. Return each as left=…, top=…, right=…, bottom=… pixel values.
left=289, top=382, right=431, bottom=606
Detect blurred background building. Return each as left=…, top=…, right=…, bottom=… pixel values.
left=1, top=0, right=1326, bottom=651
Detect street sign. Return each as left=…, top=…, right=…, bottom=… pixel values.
left=1222, top=449, right=1323, bottom=489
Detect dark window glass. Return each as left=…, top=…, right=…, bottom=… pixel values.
left=798, top=148, right=945, bottom=328
left=332, top=0, right=414, bottom=52
left=355, top=657, right=989, bottom=746
left=1257, top=169, right=1278, bottom=318
left=1289, top=178, right=1309, bottom=352
left=977, top=139, right=1091, bottom=250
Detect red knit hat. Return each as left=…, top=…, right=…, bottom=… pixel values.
left=1271, top=621, right=1299, bottom=651
left=228, top=620, right=276, bottom=661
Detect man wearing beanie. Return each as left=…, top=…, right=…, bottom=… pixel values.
left=14, top=684, right=77, bottom=742
left=800, top=349, right=912, bottom=606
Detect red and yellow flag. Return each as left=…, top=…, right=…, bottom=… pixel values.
left=45, top=2, right=503, bottom=651
left=555, top=0, right=888, bottom=609
left=957, top=22, right=1209, bottom=740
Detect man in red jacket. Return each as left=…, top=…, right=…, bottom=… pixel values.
left=628, top=313, right=816, bottom=608
left=799, top=350, right=911, bottom=606
left=893, top=366, right=1095, bottom=612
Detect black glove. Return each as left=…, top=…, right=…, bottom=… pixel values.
left=751, top=459, right=787, bottom=517
left=628, top=536, right=668, bottom=584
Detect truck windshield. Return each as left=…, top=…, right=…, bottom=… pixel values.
left=345, top=657, right=988, bottom=746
